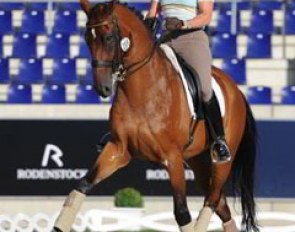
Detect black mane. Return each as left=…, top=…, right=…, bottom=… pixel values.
left=91, top=1, right=144, bottom=22
left=119, top=2, right=145, bottom=22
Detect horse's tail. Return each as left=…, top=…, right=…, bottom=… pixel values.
left=232, top=95, right=259, bottom=232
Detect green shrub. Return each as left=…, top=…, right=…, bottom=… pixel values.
left=114, top=187, right=143, bottom=208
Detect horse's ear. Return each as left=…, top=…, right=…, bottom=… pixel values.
left=80, top=0, right=91, bottom=15
left=110, top=0, right=117, bottom=11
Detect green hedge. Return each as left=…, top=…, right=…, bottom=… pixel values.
left=114, top=187, right=143, bottom=208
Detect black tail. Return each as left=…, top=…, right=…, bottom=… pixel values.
left=232, top=96, right=259, bottom=232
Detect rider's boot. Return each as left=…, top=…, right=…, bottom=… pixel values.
left=204, top=93, right=231, bottom=163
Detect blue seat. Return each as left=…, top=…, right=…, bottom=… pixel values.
left=21, top=10, right=45, bottom=34
left=0, top=58, right=9, bottom=83
left=50, top=58, right=76, bottom=84
left=127, top=2, right=150, bottom=11
left=285, top=9, right=295, bottom=34
left=238, top=1, right=252, bottom=10
left=24, top=2, right=48, bottom=11
left=79, top=38, right=91, bottom=58
left=281, top=86, right=295, bottom=104
left=0, top=10, right=13, bottom=34
left=42, top=84, right=66, bottom=104
left=13, top=33, right=37, bottom=58
left=7, top=84, right=32, bottom=104
left=247, top=86, right=272, bottom=104
left=15, top=58, right=43, bottom=84
left=246, top=33, right=271, bottom=58
left=46, top=33, right=70, bottom=58
left=53, top=10, right=78, bottom=34
left=216, top=9, right=240, bottom=33
left=222, top=58, right=246, bottom=85
left=0, top=34, right=3, bottom=57
left=288, top=2, right=295, bottom=10
left=215, top=2, right=251, bottom=10
left=249, top=10, right=274, bottom=33
left=54, top=2, right=81, bottom=11
left=76, top=84, right=100, bottom=104
left=0, top=3, right=24, bottom=10
left=255, top=0, right=283, bottom=10
left=212, top=33, right=237, bottom=58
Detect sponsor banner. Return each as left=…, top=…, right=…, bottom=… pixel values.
left=0, top=120, right=203, bottom=196
left=0, top=121, right=103, bottom=195
left=0, top=120, right=295, bottom=197
left=17, top=144, right=88, bottom=180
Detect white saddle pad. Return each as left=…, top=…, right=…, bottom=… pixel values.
left=160, top=44, right=225, bottom=118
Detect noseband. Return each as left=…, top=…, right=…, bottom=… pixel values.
left=86, top=13, right=156, bottom=82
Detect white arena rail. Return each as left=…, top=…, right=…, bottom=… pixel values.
left=1, top=211, right=295, bottom=232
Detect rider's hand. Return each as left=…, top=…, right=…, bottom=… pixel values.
left=165, top=17, right=184, bottom=30
left=144, top=17, right=157, bottom=29
left=144, top=17, right=160, bottom=38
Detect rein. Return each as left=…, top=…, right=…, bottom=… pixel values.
left=86, top=14, right=157, bottom=82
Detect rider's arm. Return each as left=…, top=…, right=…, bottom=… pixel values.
left=146, top=0, right=160, bottom=18
left=145, top=0, right=160, bottom=35
left=184, top=1, right=213, bottom=29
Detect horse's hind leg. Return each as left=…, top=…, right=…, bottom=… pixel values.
left=215, top=194, right=239, bottom=232
left=164, top=153, right=194, bottom=232
left=194, top=160, right=241, bottom=232
left=53, top=142, right=130, bottom=232
left=189, top=153, right=238, bottom=232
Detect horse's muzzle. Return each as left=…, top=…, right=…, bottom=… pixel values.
left=101, top=85, right=112, bottom=98
left=94, top=83, right=112, bottom=98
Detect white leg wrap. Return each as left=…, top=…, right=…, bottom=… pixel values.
left=194, top=206, right=214, bottom=232
left=180, top=221, right=194, bottom=232
left=223, top=218, right=239, bottom=232
left=54, top=190, right=86, bottom=232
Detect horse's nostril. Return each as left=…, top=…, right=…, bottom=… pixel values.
left=104, top=86, right=111, bottom=93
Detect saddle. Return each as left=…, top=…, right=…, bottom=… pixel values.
left=174, top=54, right=205, bottom=119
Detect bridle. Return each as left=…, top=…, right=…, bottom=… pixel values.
left=86, top=12, right=156, bottom=82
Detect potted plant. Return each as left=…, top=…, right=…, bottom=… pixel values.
left=113, top=187, right=145, bottom=231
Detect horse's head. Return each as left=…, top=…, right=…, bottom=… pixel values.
left=80, top=0, right=117, bottom=97
left=80, top=0, right=152, bottom=98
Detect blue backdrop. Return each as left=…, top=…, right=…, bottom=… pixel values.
left=255, top=121, right=295, bottom=197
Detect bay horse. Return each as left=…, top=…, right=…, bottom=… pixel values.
left=53, top=1, right=259, bottom=232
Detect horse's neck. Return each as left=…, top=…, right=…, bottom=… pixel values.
left=114, top=7, right=184, bottom=110
left=117, top=49, right=180, bottom=108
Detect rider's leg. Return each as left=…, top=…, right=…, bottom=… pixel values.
left=203, top=92, right=231, bottom=163
left=171, top=30, right=230, bottom=163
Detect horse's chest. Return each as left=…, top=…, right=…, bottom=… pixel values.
left=126, top=121, right=164, bottom=161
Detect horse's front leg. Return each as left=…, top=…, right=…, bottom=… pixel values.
left=53, top=142, right=130, bottom=232
left=164, top=153, right=194, bottom=232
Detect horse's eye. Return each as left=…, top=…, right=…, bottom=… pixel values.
left=104, top=34, right=114, bottom=44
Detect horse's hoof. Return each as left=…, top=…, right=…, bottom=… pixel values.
left=52, top=227, right=63, bottom=232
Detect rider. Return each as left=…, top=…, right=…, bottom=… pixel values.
left=145, top=0, right=231, bottom=163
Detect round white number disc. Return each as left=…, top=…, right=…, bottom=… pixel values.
left=120, top=37, right=130, bottom=52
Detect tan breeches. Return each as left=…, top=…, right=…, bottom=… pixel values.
left=167, top=30, right=213, bottom=102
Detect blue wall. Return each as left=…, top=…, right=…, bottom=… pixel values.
left=255, top=121, right=295, bottom=197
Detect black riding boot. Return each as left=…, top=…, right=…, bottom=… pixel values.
left=204, top=93, right=231, bottom=163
